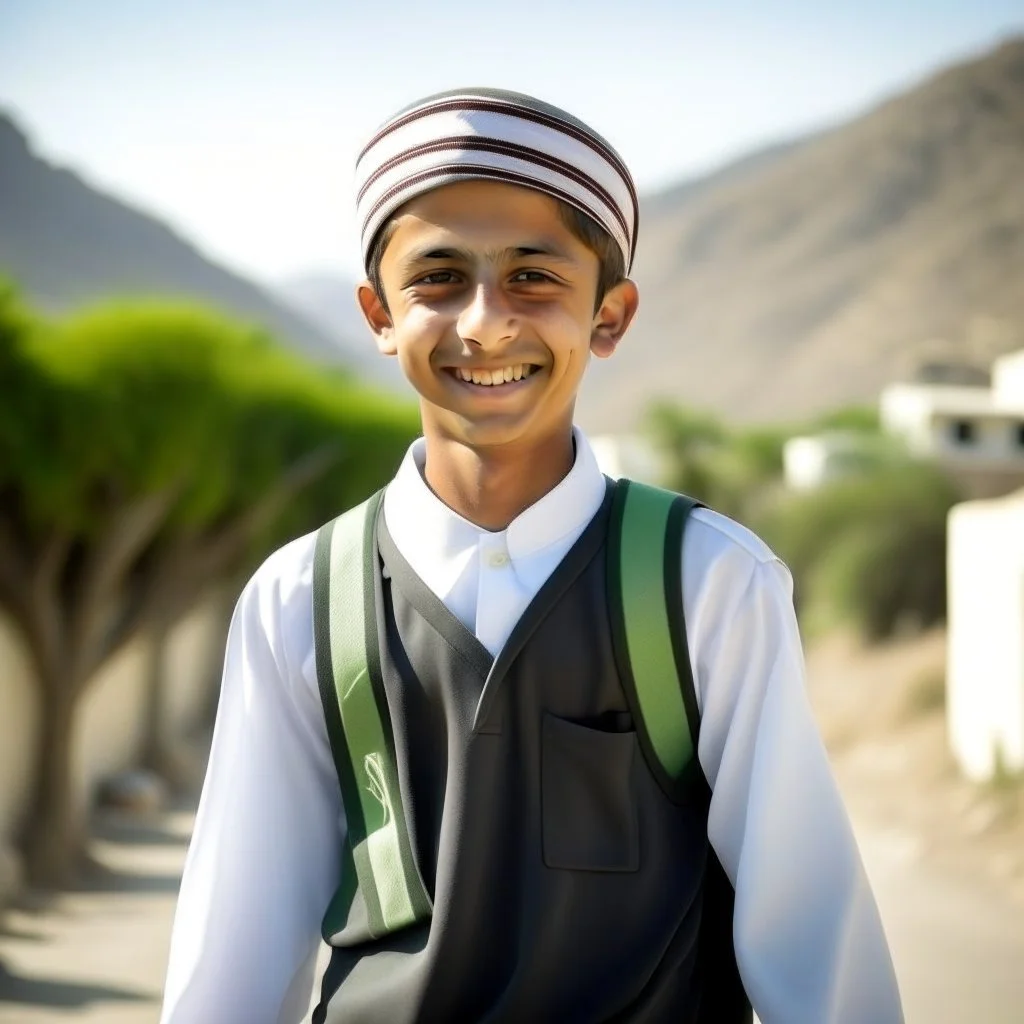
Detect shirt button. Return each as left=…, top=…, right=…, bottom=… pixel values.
left=487, top=551, right=510, bottom=568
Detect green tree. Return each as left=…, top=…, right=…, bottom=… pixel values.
left=646, top=403, right=788, bottom=523
left=646, top=403, right=732, bottom=506
left=0, top=289, right=419, bottom=885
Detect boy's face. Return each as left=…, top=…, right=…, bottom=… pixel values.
left=358, top=180, right=638, bottom=450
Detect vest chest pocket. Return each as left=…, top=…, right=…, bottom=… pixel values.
left=541, top=712, right=640, bottom=873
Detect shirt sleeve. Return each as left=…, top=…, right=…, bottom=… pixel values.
left=683, top=514, right=904, bottom=1024
left=160, top=534, right=344, bottom=1024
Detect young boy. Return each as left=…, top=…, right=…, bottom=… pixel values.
left=160, top=88, right=903, bottom=1023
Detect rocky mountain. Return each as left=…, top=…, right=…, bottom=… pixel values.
left=278, top=272, right=408, bottom=393
left=577, top=36, right=1024, bottom=431
left=0, top=114, right=342, bottom=363
left=5, top=35, right=1023, bottom=425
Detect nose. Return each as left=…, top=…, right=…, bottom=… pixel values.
left=456, top=280, right=517, bottom=350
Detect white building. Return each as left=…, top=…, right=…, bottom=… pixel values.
left=946, top=488, right=1024, bottom=781
left=589, top=434, right=668, bottom=486
left=782, top=432, right=882, bottom=491
left=994, top=347, right=1024, bottom=404
left=879, top=348, right=1024, bottom=498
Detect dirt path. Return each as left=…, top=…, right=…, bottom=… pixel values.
left=857, top=821, right=1024, bottom=1022
left=1, top=628, right=1021, bottom=1023
left=806, top=628, right=1024, bottom=908
left=3, top=798, right=1022, bottom=1024
left=0, top=807, right=191, bottom=1024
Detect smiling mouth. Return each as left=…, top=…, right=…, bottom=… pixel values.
left=448, top=364, right=540, bottom=387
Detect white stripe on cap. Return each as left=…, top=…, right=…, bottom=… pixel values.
left=355, top=88, right=638, bottom=273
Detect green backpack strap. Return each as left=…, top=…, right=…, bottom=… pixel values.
left=610, top=480, right=750, bottom=1020
left=607, top=478, right=703, bottom=803
left=312, top=489, right=432, bottom=942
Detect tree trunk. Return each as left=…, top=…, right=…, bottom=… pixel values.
left=21, top=685, right=84, bottom=888
left=141, top=614, right=182, bottom=787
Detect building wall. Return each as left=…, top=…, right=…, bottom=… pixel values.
left=993, top=349, right=1024, bottom=405
left=162, top=593, right=232, bottom=741
left=930, top=411, right=1024, bottom=464
left=782, top=436, right=829, bottom=490
left=0, top=593, right=229, bottom=850
left=946, top=490, right=1024, bottom=781
left=73, top=636, right=151, bottom=816
left=879, top=383, right=995, bottom=455
left=879, top=380, right=1024, bottom=500
left=782, top=432, right=888, bottom=491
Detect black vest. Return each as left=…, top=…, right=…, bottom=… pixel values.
left=313, top=489, right=749, bottom=1023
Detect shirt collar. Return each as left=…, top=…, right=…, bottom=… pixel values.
left=382, top=427, right=607, bottom=597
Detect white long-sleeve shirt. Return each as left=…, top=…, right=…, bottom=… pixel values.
left=160, top=429, right=903, bottom=1024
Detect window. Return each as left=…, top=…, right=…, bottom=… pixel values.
left=949, top=419, right=976, bottom=445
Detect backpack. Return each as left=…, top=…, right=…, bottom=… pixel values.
left=312, top=478, right=749, bottom=1020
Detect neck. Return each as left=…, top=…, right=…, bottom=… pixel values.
left=422, top=427, right=576, bottom=531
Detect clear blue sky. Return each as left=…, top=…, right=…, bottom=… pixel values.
left=2, top=0, right=1022, bottom=283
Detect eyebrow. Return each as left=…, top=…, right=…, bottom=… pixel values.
left=398, top=242, right=576, bottom=271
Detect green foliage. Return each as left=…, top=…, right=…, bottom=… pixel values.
left=0, top=281, right=422, bottom=886
left=3, top=293, right=419, bottom=544
left=0, top=281, right=59, bottom=500
left=990, top=742, right=1024, bottom=791
left=761, top=463, right=960, bottom=640
left=646, top=402, right=782, bottom=521
left=647, top=395, right=960, bottom=641
left=810, top=404, right=881, bottom=434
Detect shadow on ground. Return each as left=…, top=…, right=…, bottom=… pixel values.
left=0, top=961, right=152, bottom=1008
left=71, top=869, right=181, bottom=896
left=68, top=856, right=182, bottom=896
left=0, top=923, right=46, bottom=943
left=91, top=816, right=189, bottom=850
left=61, top=802, right=193, bottom=895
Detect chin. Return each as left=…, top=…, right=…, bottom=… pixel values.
left=424, top=408, right=535, bottom=450
left=456, top=419, right=534, bottom=449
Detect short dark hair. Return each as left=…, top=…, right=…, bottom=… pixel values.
left=366, top=199, right=625, bottom=314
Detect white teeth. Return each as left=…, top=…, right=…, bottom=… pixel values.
left=456, top=364, right=537, bottom=385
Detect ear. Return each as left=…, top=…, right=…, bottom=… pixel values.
left=590, top=279, right=639, bottom=359
left=357, top=280, right=397, bottom=355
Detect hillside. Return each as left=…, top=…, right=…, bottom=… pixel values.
left=0, top=115, right=342, bottom=363
left=278, top=273, right=408, bottom=393
left=4, top=36, right=1023, bottom=421
left=577, top=36, right=1024, bottom=431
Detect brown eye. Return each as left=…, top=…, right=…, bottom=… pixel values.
left=511, top=271, right=552, bottom=283
left=415, top=271, right=458, bottom=285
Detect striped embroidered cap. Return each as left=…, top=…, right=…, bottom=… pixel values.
left=355, top=87, right=639, bottom=274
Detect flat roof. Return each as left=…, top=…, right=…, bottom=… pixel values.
left=881, top=382, right=1024, bottom=417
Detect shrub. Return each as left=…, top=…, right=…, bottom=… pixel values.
left=761, top=463, right=961, bottom=640
left=646, top=403, right=789, bottom=523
